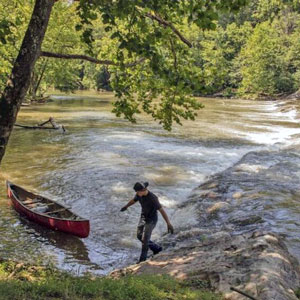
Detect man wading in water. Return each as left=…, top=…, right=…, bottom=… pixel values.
left=120, top=182, right=174, bottom=263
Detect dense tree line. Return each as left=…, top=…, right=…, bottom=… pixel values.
left=196, top=0, right=300, bottom=98
left=1, top=0, right=299, bottom=100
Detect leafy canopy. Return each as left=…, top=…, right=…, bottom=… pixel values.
left=0, top=0, right=248, bottom=130
left=74, top=0, right=248, bottom=130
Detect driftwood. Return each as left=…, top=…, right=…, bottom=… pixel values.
left=15, top=117, right=66, bottom=132
left=30, top=96, right=50, bottom=103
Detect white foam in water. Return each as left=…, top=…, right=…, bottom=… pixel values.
left=147, top=149, right=178, bottom=156
left=95, top=152, right=131, bottom=167
left=245, top=126, right=300, bottom=145
left=112, top=182, right=132, bottom=194
left=147, top=146, right=204, bottom=158
left=143, top=167, right=190, bottom=186
left=279, top=109, right=297, bottom=120
left=106, top=131, right=146, bottom=140
left=143, top=171, right=181, bottom=185
left=244, top=102, right=300, bottom=145
left=187, top=170, right=206, bottom=183
left=158, top=195, right=178, bottom=208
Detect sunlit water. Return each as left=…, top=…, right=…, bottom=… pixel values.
left=0, top=93, right=299, bottom=275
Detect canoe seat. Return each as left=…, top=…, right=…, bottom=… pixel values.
left=23, top=201, right=39, bottom=206
left=23, top=197, right=43, bottom=205
left=44, top=207, right=71, bottom=215
left=24, top=200, right=50, bottom=206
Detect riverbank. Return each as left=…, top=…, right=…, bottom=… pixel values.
left=0, top=259, right=221, bottom=300
left=207, top=88, right=300, bottom=101
left=43, top=88, right=300, bottom=103
left=111, top=147, right=300, bottom=300
left=111, top=230, right=300, bottom=300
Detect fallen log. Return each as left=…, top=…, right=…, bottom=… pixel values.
left=15, top=117, right=66, bottom=132
left=29, top=96, right=50, bottom=103
left=15, top=124, right=57, bottom=130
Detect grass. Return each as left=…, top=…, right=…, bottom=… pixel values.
left=0, top=259, right=222, bottom=300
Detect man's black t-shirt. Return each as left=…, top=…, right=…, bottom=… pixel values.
left=134, top=191, right=162, bottom=222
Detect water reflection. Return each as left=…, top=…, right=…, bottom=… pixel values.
left=18, top=217, right=91, bottom=264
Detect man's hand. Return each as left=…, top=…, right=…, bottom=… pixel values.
left=120, top=206, right=127, bottom=212
left=167, top=223, right=174, bottom=234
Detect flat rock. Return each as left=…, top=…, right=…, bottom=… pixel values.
left=110, top=231, right=300, bottom=300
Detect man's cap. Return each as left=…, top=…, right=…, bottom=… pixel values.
left=133, top=182, right=149, bottom=192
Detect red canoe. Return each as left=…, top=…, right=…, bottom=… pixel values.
left=6, top=181, right=90, bottom=238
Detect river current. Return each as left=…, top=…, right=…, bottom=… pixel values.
left=0, top=93, right=299, bottom=275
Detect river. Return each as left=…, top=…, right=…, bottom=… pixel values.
left=0, top=93, right=299, bottom=275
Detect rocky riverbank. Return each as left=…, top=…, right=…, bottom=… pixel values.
left=111, top=230, right=300, bottom=299
left=111, top=148, right=300, bottom=299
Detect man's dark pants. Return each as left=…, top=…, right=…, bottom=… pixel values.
left=137, top=216, right=161, bottom=262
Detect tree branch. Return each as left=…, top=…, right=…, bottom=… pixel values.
left=143, top=12, right=192, bottom=48
left=40, top=51, right=116, bottom=65
left=40, top=51, right=145, bottom=67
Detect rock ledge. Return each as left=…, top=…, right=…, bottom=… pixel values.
left=111, top=230, right=300, bottom=300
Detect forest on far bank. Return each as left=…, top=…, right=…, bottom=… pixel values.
left=1, top=0, right=300, bottom=100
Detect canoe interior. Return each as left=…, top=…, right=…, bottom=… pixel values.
left=10, top=184, right=82, bottom=220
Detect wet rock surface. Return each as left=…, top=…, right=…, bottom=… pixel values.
left=188, top=150, right=300, bottom=249
left=111, top=149, right=300, bottom=299
left=111, top=230, right=300, bottom=299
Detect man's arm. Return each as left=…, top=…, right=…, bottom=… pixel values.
left=158, top=207, right=174, bottom=234
left=120, top=199, right=136, bottom=211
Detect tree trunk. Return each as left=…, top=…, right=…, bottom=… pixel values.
left=34, top=59, right=49, bottom=97
left=0, top=0, right=55, bottom=166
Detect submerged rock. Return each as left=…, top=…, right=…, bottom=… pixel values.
left=229, top=215, right=264, bottom=227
